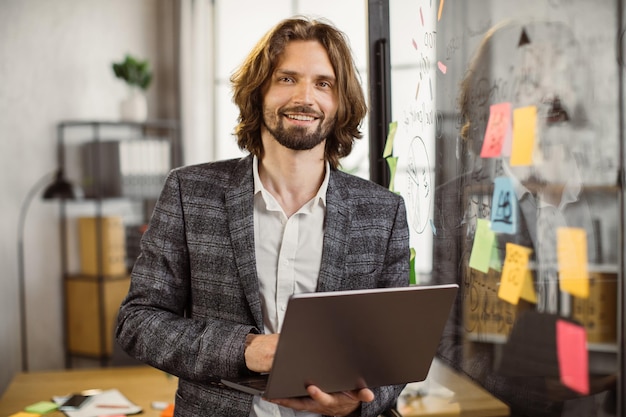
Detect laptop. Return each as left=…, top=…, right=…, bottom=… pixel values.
left=221, top=283, right=459, bottom=399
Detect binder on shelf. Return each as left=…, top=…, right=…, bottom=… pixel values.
left=81, top=138, right=171, bottom=199
left=78, top=216, right=127, bottom=276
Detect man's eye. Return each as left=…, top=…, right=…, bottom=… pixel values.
left=318, top=81, right=331, bottom=88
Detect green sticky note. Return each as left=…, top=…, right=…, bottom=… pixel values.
left=489, top=241, right=502, bottom=272
left=25, top=401, right=58, bottom=414
left=386, top=156, right=398, bottom=192
left=383, top=121, right=397, bottom=158
left=469, top=218, right=496, bottom=273
left=409, top=248, right=417, bottom=285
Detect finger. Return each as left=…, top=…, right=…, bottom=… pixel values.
left=306, top=385, right=333, bottom=403
left=356, top=388, right=375, bottom=403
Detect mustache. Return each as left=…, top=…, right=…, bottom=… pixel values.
left=280, top=106, right=323, bottom=118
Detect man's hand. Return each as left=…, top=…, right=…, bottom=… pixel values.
left=269, top=385, right=375, bottom=416
left=244, top=333, right=279, bottom=373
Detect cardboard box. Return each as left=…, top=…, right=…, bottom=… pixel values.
left=571, top=272, right=617, bottom=344
left=78, top=216, right=127, bottom=276
left=65, top=274, right=130, bottom=357
left=463, top=267, right=527, bottom=338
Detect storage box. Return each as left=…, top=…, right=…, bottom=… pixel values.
left=65, top=274, right=130, bottom=356
left=463, top=266, right=530, bottom=339
left=571, top=272, right=617, bottom=344
left=78, top=216, right=127, bottom=276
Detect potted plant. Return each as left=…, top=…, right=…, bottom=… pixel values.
left=112, top=54, right=153, bottom=122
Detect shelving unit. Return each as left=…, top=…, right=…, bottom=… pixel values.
left=56, top=120, right=181, bottom=367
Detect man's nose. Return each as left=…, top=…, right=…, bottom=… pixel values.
left=293, top=82, right=314, bottom=105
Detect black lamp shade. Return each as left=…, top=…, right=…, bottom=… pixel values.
left=42, top=170, right=83, bottom=200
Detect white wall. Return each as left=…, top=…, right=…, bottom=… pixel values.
left=0, top=0, right=174, bottom=395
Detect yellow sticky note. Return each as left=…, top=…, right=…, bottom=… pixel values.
left=520, top=269, right=537, bottom=303
left=557, top=227, right=589, bottom=298
left=498, top=242, right=532, bottom=304
left=510, top=106, right=537, bottom=166
left=9, top=413, right=40, bottom=417
left=469, top=219, right=495, bottom=273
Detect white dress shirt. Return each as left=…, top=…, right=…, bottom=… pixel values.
left=249, top=156, right=328, bottom=417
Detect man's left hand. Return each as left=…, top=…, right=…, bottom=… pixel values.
left=269, top=385, right=374, bottom=416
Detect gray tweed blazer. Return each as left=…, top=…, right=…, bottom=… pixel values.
left=116, top=155, right=410, bottom=417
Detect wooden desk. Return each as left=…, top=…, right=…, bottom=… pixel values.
left=0, top=360, right=508, bottom=417
left=0, top=366, right=177, bottom=417
left=398, top=359, right=509, bottom=417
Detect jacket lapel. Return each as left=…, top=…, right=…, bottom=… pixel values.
left=224, top=156, right=264, bottom=330
left=317, top=170, right=351, bottom=293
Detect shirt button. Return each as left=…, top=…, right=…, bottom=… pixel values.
left=280, top=305, right=286, bottom=311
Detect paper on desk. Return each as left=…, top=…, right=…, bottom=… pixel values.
left=58, top=389, right=142, bottom=417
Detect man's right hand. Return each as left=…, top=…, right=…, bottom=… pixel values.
left=244, top=333, right=279, bottom=373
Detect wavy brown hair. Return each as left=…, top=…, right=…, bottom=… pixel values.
left=230, top=16, right=367, bottom=169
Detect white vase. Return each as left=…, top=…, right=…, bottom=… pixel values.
left=120, top=88, right=148, bottom=122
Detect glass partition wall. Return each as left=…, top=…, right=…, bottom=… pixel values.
left=382, top=0, right=623, bottom=416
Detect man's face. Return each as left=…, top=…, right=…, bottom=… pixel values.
left=261, top=40, right=339, bottom=151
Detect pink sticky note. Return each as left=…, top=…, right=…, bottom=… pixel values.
left=480, top=102, right=512, bottom=158
left=437, top=61, right=447, bottom=74
left=556, top=320, right=589, bottom=395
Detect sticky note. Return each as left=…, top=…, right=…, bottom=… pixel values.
left=480, top=102, right=511, bottom=158
left=383, top=121, right=397, bottom=158
left=510, top=105, right=537, bottom=166
left=437, top=61, right=447, bottom=74
left=498, top=243, right=532, bottom=305
left=557, top=227, right=589, bottom=298
left=9, top=413, right=39, bottom=417
left=490, top=176, right=518, bottom=234
left=161, top=403, right=175, bottom=417
left=556, top=320, right=589, bottom=395
left=519, top=270, right=537, bottom=303
left=25, top=401, right=59, bottom=414
left=469, top=218, right=496, bottom=273
left=489, top=242, right=502, bottom=272
left=386, top=156, right=398, bottom=193
left=409, top=248, right=417, bottom=285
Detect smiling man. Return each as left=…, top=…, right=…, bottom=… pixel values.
left=116, top=17, right=410, bottom=417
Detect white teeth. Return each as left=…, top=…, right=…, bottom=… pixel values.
left=287, top=114, right=315, bottom=121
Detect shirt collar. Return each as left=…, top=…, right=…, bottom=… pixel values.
left=253, top=155, right=329, bottom=208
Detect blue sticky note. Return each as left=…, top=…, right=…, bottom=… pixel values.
left=490, top=176, right=518, bottom=234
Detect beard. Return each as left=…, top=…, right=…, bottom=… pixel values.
left=263, top=106, right=335, bottom=151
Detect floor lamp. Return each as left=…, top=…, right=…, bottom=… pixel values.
left=17, top=168, right=82, bottom=372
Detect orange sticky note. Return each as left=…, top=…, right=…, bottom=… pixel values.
left=480, top=102, right=511, bottom=158
left=510, top=105, right=537, bottom=166
left=556, top=320, right=589, bottom=395
left=557, top=227, right=589, bottom=298
left=498, top=242, right=532, bottom=305
left=161, top=404, right=175, bottom=417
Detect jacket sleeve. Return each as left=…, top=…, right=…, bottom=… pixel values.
left=115, top=169, right=257, bottom=383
